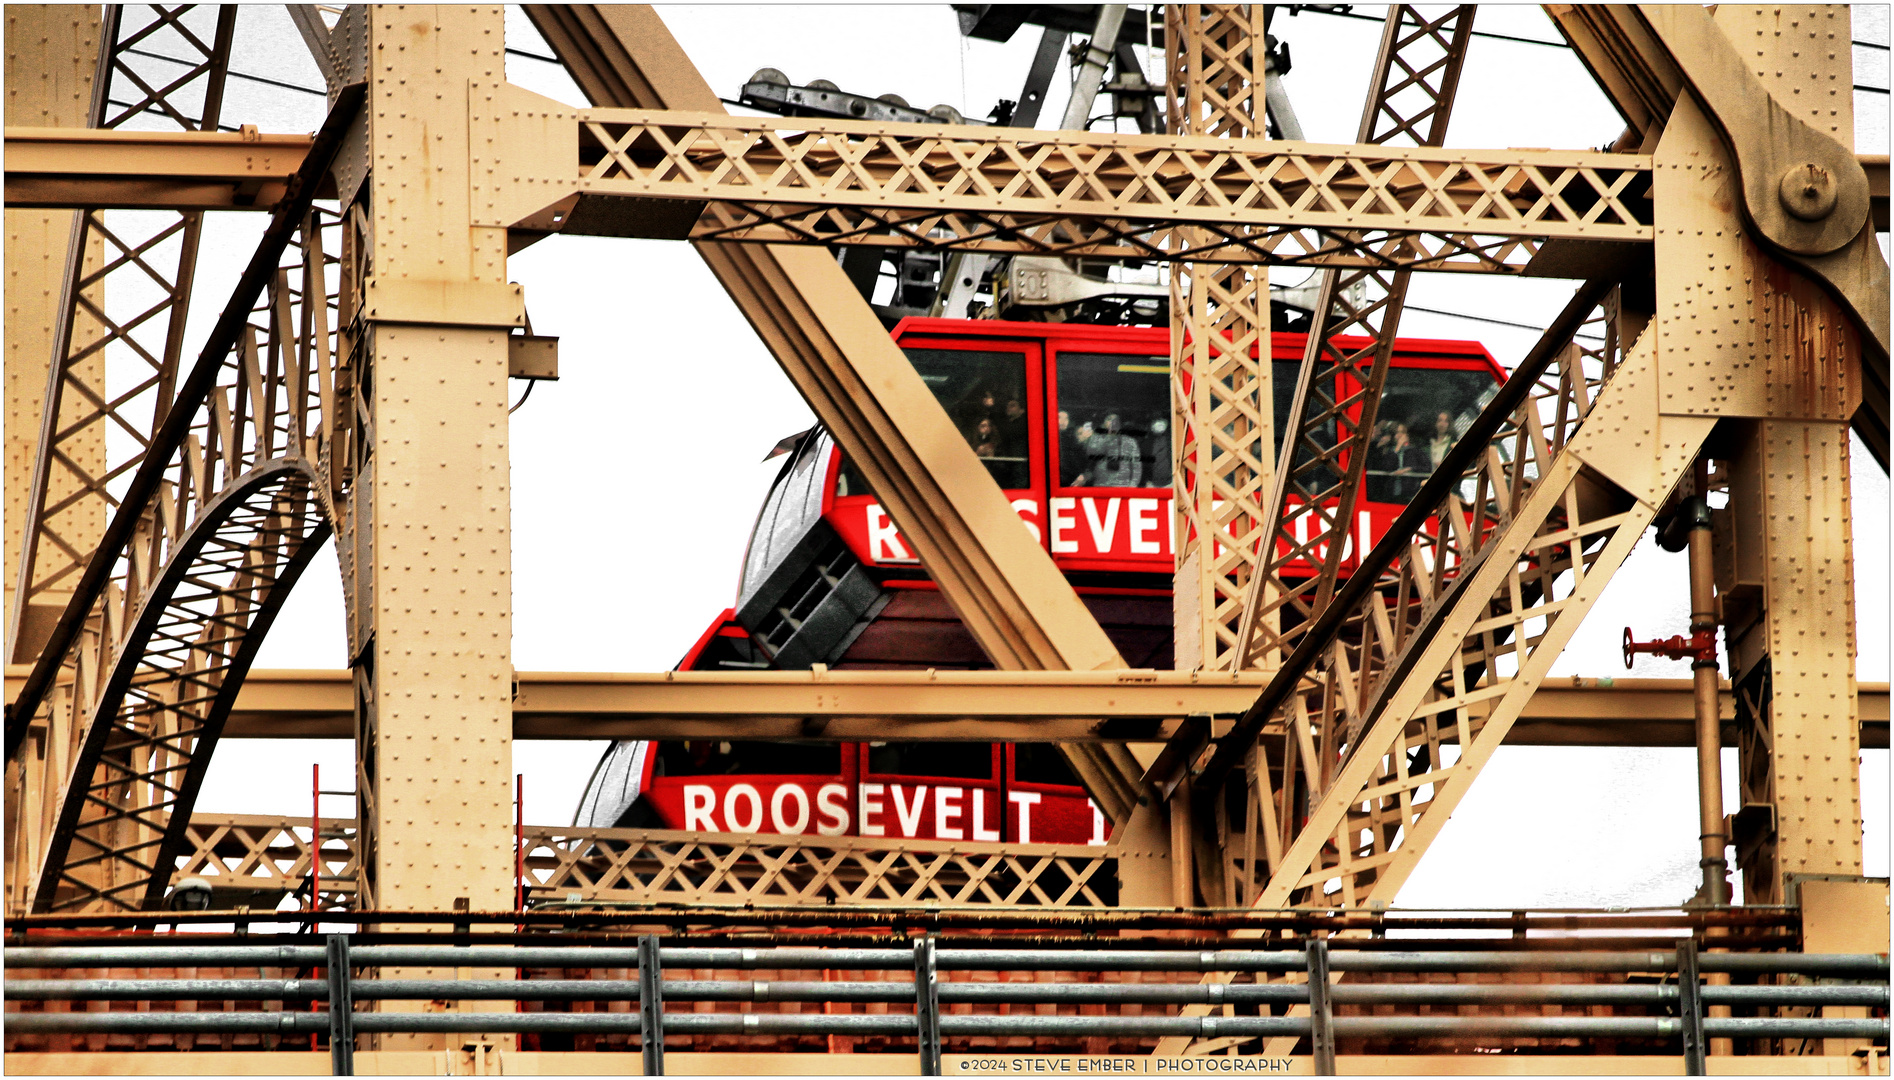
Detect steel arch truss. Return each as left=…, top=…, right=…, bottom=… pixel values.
left=9, top=5, right=237, bottom=665
left=17, top=200, right=348, bottom=913
left=32, top=462, right=328, bottom=912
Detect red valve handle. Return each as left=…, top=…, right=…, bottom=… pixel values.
left=1623, top=627, right=1719, bottom=668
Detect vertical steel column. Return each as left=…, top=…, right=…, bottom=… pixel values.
left=1165, top=3, right=1273, bottom=676
left=638, top=934, right=664, bottom=1075
left=915, top=936, right=942, bottom=1075
left=327, top=934, right=354, bottom=1076
left=3, top=3, right=102, bottom=916
left=1675, top=5, right=1866, bottom=908
left=349, top=5, right=518, bottom=1050
left=1676, top=940, right=1705, bottom=1075
left=1306, top=939, right=1335, bottom=1075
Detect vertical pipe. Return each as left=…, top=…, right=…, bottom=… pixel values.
left=514, top=773, right=524, bottom=913
left=311, top=765, right=320, bottom=1051
left=1687, top=459, right=1728, bottom=906
left=311, top=763, right=320, bottom=915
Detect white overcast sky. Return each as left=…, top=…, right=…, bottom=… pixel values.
left=164, top=5, right=1887, bottom=908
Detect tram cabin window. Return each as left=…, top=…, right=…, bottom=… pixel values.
left=655, top=740, right=841, bottom=778
left=901, top=347, right=1031, bottom=488
left=1055, top=353, right=1169, bottom=487
left=837, top=457, right=871, bottom=498
left=1366, top=366, right=1498, bottom=504
left=867, top=741, right=995, bottom=781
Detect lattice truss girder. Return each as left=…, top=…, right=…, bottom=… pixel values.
left=8, top=5, right=237, bottom=666
left=165, top=814, right=1114, bottom=911
left=1243, top=291, right=1638, bottom=911
left=523, top=826, right=1115, bottom=909
left=167, top=812, right=359, bottom=911
left=474, top=99, right=1654, bottom=273
left=1237, top=5, right=1477, bottom=670
left=1166, top=4, right=1274, bottom=676
left=1150, top=285, right=1678, bottom=1055
left=21, top=201, right=345, bottom=914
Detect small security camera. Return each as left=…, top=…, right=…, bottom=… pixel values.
left=169, top=876, right=213, bottom=911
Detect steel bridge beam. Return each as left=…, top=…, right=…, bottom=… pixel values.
left=2, top=126, right=313, bottom=211
left=8, top=667, right=1879, bottom=747
left=475, top=101, right=1654, bottom=273
left=11, top=125, right=1882, bottom=249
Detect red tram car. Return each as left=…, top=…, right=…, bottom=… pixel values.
left=576, top=318, right=1505, bottom=844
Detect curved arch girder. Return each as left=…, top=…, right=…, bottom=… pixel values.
left=32, top=458, right=328, bottom=913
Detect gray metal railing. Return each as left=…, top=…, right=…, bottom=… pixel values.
left=6, top=938, right=1887, bottom=1076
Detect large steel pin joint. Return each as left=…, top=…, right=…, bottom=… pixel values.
left=1779, top=163, right=1839, bottom=222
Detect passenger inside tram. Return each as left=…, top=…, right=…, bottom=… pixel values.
left=1363, top=366, right=1500, bottom=504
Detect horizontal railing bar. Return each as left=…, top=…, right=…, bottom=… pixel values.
left=1701, top=1018, right=1891, bottom=1038
left=1702, top=984, right=1891, bottom=1006
left=4, top=945, right=327, bottom=967
left=1700, top=953, right=1890, bottom=976
left=5, top=978, right=327, bottom=1000
left=9, top=976, right=1883, bottom=1008
left=6, top=904, right=1803, bottom=934
left=8, top=944, right=1886, bottom=978
left=9, top=1010, right=1883, bottom=1041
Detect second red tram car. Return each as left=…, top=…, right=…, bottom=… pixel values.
left=575, top=318, right=1505, bottom=843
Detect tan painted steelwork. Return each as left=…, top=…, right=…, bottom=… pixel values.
left=343, top=2, right=520, bottom=919
left=1165, top=3, right=1276, bottom=685
left=11, top=666, right=1883, bottom=746
left=6, top=10, right=340, bottom=916
left=1, top=127, right=311, bottom=212
left=520, top=4, right=1143, bottom=826
left=3, top=2, right=104, bottom=923
left=6, top=6, right=237, bottom=668
left=1547, top=3, right=1888, bottom=469
left=1656, top=6, right=1866, bottom=911
left=164, top=814, right=1115, bottom=911
left=1236, top=6, right=1477, bottom=668
left=295, top=4, right=524, bottom=1054
left=475, top=101, right=1654, bottom=273
left=0, top=4, right=1886, bottom=1071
